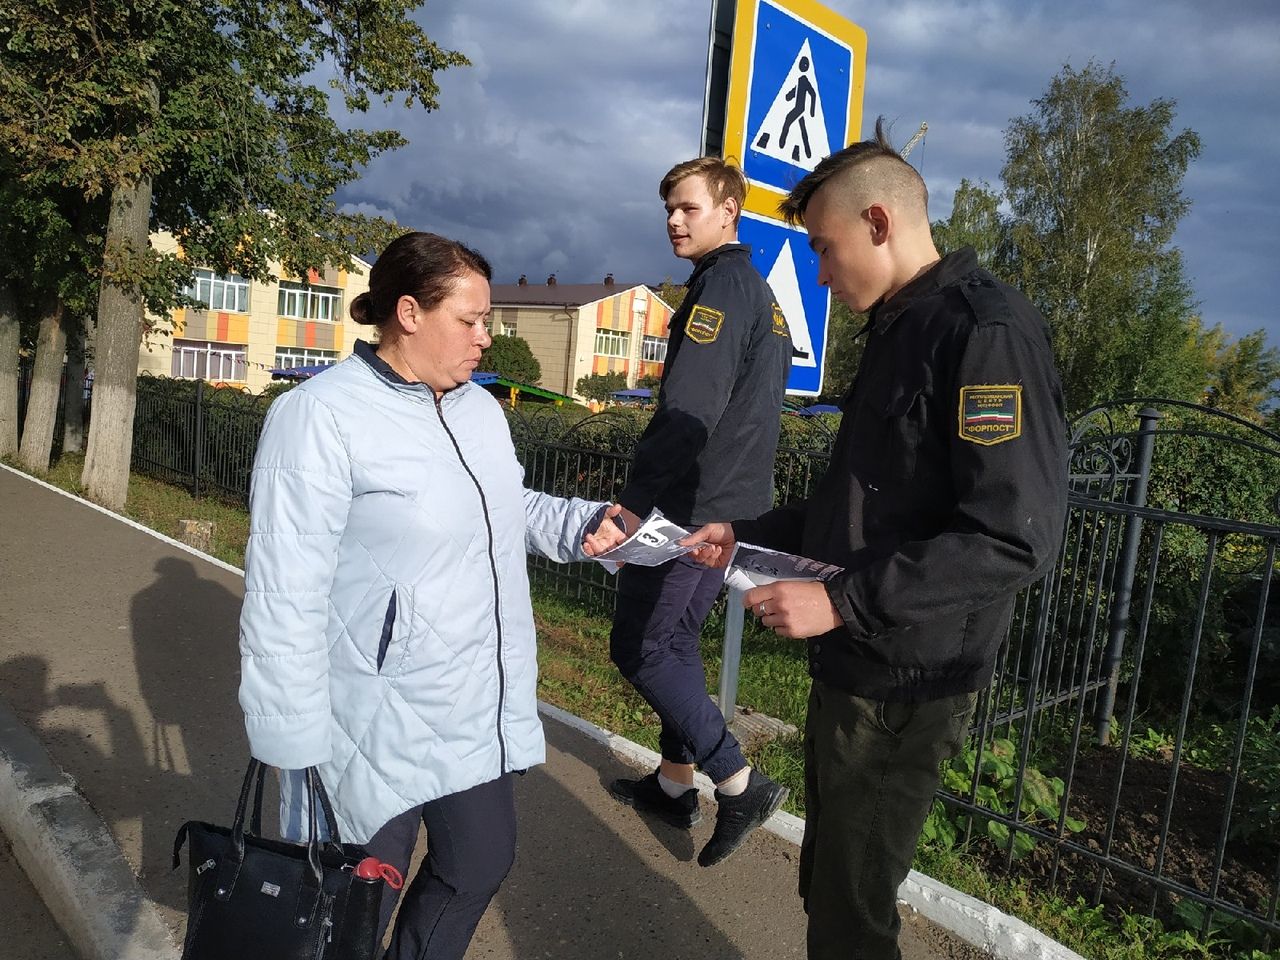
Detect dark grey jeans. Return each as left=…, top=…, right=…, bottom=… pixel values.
left=364, top=773, right=516, bottom=960
left=801, top=682, right=976, bottom=960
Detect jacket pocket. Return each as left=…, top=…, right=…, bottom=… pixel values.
left=376, top=590, right=397, bottom=673
left=851, top=384, right=923, bottom=482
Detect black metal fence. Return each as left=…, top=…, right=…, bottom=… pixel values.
left=131, top=376, right=268, bottom=500
left=72, top=378, right=1280, bottom=946
left=510, top=399, right=1280, bottom=947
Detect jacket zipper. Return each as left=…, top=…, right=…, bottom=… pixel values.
left=433, top=396, right=508, bottom=770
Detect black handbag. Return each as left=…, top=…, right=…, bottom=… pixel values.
left=173, top=759, right=384, bottom=959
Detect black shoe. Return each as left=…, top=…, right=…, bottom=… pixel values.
left=697, top=769, right=788, bottom=867
left=609, top=770, right=701, bottom=829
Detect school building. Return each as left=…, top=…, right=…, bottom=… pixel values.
left=136, top=232, right=375, bottom=393
left=137, top=239, right=674, bottom=401
left=488, top=274, right=676, bottom=399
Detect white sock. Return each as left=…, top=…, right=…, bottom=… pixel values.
left=657, top=772, right=692, bottom=798
left=717, top=766, right=751, bottom=796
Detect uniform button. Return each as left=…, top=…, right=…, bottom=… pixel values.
left=813, top=643, right=822, bottom=654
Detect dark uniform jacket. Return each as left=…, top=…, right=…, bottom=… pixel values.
left=733, top=247, right=1067, bottom=703
left=619, top=243, right=792, bottom=526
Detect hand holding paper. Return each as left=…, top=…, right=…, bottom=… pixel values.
left=742, top=580, right=842, bottom=640
left=679, top=522, right=736, bottom=568
left=592, top=508, right=697, bottom=572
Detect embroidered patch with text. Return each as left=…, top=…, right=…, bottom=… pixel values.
left=771, top=303, right=789, bottom=337
left=685, top=304, right=725, bottom=344
left=958, top=385, right=1022, bottom=445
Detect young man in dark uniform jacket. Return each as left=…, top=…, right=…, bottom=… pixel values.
left=608, top=157, right=792, bottom=867
left=685, top=122, right=1068, bottom=958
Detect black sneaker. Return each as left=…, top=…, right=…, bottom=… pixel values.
left=697, top=769, right=787, bottom=867
left=609, top=770, right=701, bottom=829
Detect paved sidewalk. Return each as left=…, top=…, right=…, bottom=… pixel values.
left=1, top=829, right=73, bottom=959
left=0, top=465, right=997, bottom=959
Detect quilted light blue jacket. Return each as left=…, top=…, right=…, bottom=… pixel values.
left=238, top=348, right=606, bottom=843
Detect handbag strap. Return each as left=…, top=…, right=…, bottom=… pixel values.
left=209, top=757, right=344, bottom=925
left=308, top=766, right=342, bottom=844
left=249, top=763, right=266, bottom=837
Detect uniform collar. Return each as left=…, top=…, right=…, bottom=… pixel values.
left=686, top=242, right=751, bottom=284
left=870, top=246, right=980, bottom=333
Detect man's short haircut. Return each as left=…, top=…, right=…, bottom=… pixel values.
left=659, top=157, right=748, bottom=225
left=778, top=117, right=929, bottom=226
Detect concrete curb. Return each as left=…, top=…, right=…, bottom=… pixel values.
left=537, top=700, right=1086, bottom=960
left=2, top=464, right=1082, bottom=960
left=0, top=696, right=179, bottom=960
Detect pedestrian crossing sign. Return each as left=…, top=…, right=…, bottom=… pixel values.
left=737, top=211, right=830, bottom=396
left=722, top=0, right=867, bottom=218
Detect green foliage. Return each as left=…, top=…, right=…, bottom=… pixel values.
left=1182, top=706, right=1280, bottom=846
left=931, top=178, right=1012, bottom=276
left=1173, top=898, right=1278, bottom=958
left=480, top=335, right=541, bottom=385
left=817, top=297, right=866, bottom=400
left=575, top=371, right=628, bottom=402
left=0, top=0, right=468, bottom=299
left=1205, top=330, right=1280, bottom=420
left=653, top=279, right=687, bottom=312
left=1002, top=62, right=1204, bottom=411
left=925, top=737, right=1085, bottom=859
left=1123, top=407, right=1280, bottom=715
left=257, top=380, right=299, bottom=403
left=635, top=374, right=663, bottom=392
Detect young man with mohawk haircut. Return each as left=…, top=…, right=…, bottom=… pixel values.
left=685, top=120, right=1068, bottom=958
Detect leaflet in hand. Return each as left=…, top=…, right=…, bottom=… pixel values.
left=594, top=509, right=695, bottom=572
left=724, top=542, right=844, bottom=592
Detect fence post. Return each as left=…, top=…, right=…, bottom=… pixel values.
left=192, top=379, right=204, bottom=499
left=718, top=586, right=746, bottom=724
left=1095, top=406, right=1162, bottom=744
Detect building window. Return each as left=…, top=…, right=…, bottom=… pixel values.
left=641, top=335, right=668, bottom=363
left=171, top=339, right=247, bottom=381
left=278, top=281, right=343, bottom=322
left=499, top=319, right=518, bottom=337
left=594, top=328, right=630, bottom=358
left=274, top=347, right=338, bottom=370
left=182, top=269, right=249, bottom=313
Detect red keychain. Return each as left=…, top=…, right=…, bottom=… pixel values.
left=354, top=856, right=404, bottom=889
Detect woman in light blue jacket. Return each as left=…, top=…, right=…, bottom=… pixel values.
left=238, top=232, right=624, bottom=959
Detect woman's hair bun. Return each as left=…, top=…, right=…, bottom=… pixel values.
left=349, top=291, right=375, bottom=325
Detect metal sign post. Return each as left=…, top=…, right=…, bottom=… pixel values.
left=718, top=586, right=747, bottom=723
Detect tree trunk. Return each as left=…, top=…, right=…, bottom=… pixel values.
left=0, top=281, right=19, bottom=458
left=81, top=173, right=153, bottom=510
left=17, top=292, right=67, bottom=473
left=62, top=318, right=88, bottom=454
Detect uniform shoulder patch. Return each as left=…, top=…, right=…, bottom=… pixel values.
left=958, top=384, right=1022, bottom=445
left=685, top=304, right=725, bottom=344
left=771, top=303, right=789, bottom=337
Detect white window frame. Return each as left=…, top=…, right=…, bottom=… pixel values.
left=171, top=339, right=247, bottom=381
left=594, top=327, right=630, bottom=359
left=278, top=281, right=343, bottom=322
left=274, top=347, right=338, bottom=370
left=641, top=335, right=668, bottom=363
left=499, top=319, right=518, bottom=337
left=183, top=269, right=249, bottom=313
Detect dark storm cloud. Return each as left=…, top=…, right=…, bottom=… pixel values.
left=337, top=0, right=1280, bottom=342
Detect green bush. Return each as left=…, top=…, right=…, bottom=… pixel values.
left=925, top=736, right=1085, bottom=859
